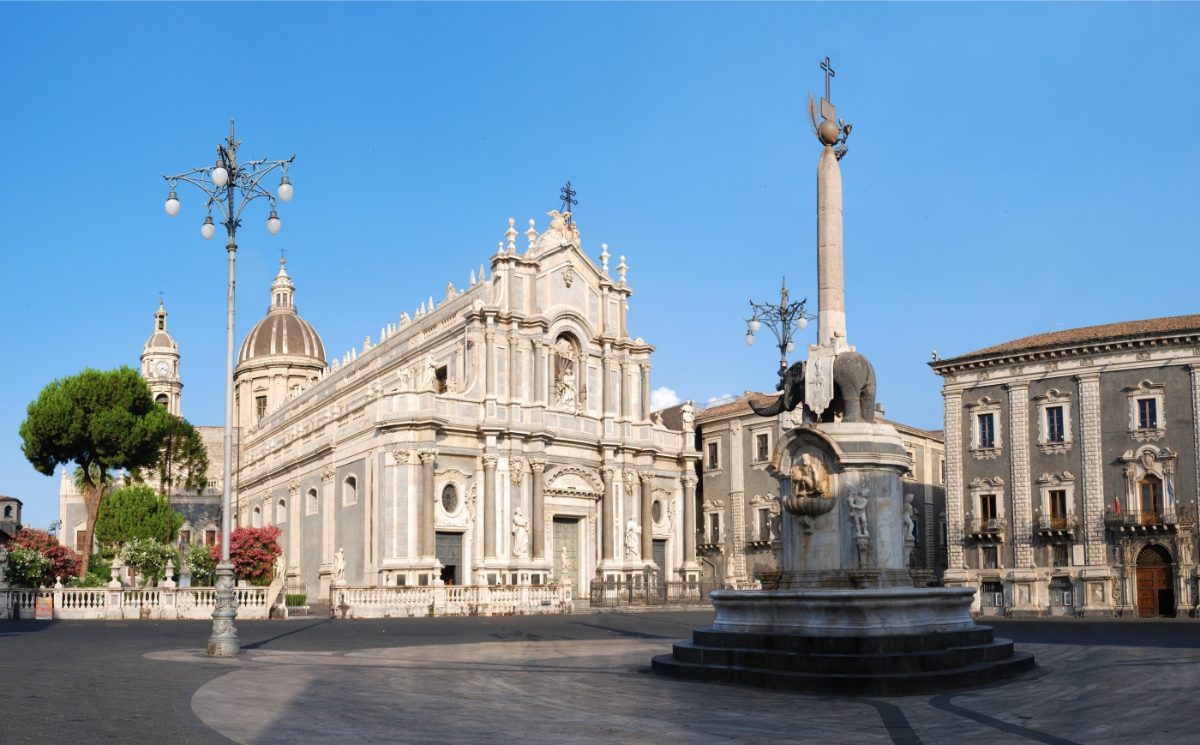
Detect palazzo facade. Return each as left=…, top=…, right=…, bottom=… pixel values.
left=931, top=314, right=1200, bottom=618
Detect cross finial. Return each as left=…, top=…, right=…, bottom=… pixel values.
left=158, top=290, right=164, bottom=308
left=820, top=56, right=835, bottom=101
left=280, top=247, right=286, bottom=265
left=559, top=181, right=578, bottom=223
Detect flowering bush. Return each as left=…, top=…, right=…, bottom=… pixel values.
left=12, top=528, right=80, bottom=584
left=119, top=537, right=178, bottom=585
left=210, top=525, right=282, bottom=586
left=186, top=543, right=216, bottom=586
left=5, top=546, right=52, bottom=587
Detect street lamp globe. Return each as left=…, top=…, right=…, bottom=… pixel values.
left=749, top=317, right=761, bottom=334
left=211, top=165, right=230, bottom=188
left=278, top=175, right=294, bottom=203
left=797, top=316, right=808, bottom=330
left=745, top=332, right=755, bottom=346
left=164, top=191, right=181, bottom=217
left=786, top=340, right=795, bottom=354
left=201, top=216, right=216, bottom=240
left=266, top=210, right=281, bottom=235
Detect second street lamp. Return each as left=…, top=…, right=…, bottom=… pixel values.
left=162, top=119, right=294, bottom=657
left=745, top=276, right=815, bottom=383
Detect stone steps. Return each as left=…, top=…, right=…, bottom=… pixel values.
left=651, top=625, right=1036, bottom=695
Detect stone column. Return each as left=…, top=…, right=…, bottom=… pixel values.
left=682, top=474, right=698, bottom=567
left=532, top=339, right=545, bottom=406
left=419, top=449, right=437, bottom=559
left=507, top=331, right=518, bottom=402
left=816, top=145, right=846, bottom=347
left=484, top=327, right=496, bottom=398
left=639, top=471, right=654, bottom=564
left=620, top=357, right=631, bottom=420
left=943, top=390, right=965, bottom=572
left=483, top=454, right=498, bottom=559
left=1006, top=382, right=1033, bottom=568
left=601, top=467, right=615, bottom=560
left=602, top=348, right=613, bottom=416
left=530, top=459, right=547, bottom=560
left=640, top=363, right=651, bottom=421
left=1190, top=365, right=1200, bottom=528
left=1077, top=373, right=1106, bottom=566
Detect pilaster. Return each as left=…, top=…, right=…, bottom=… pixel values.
left=943, top=390, right=965, bottom=573
left=482, top=454, right=498, bottom=559
left=1006, top=381, right=1033, bottom=568
left=529, top=458, right=547, bottom=560
left=1077, top=373, right=1106, bottom=566
left=600, top=467, right=615, bottom=561
left=639, top=471, right=654, bottom=565
left=418, top=449, right=438, bottom=560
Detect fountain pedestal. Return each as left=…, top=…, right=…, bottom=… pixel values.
left=652, top=421, right=1033, bottom=694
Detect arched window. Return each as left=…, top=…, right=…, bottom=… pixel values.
left=155, top=394, right=169, bottom=406
left=306, top=487, right=318, bottom=516
left=277, top=498, right=287, bottom=524
left=252, top=506, right=262, bottom=528
left=343, top=475, right=358, bottom=506
left=3, top=505, right=11, bottom=519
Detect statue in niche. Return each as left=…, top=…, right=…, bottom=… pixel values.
left=553, top=336, right=579, bottom=409
left=511, top=508, right=530, bottom=558
left=680, top=401, right=695, bottom=429
left=903, top=493, right=917, bottom=542
left=331, top=549, right=345, bottom=583
left=624, top=518, right=640, bottom=559
left=847, top=491, right=869, bottom=538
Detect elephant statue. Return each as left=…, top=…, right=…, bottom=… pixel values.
left=749, top=353, right=876, bottom=424
left=829, top=351, right=877, bottom=423
left=750, top=361, right=805, bottom=417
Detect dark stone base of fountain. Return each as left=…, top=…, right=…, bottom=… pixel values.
left=651, top=625, right=1034, bottom=696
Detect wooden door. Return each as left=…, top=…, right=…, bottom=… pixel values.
left=1136, top=565, right=1168, bottom=617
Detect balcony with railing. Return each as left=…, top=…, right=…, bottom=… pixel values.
left=965, top=517, right=1005, bottom=542
left=1035, top=514, right=1078, bottom=541
left=1104, top=508, right=1178, bottom=534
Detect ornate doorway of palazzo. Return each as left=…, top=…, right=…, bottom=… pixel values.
left=1135, top=544, right=1175, bottom=617
left=436, top=531, right=463, bottom=585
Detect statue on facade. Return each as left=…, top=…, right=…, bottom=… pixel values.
left=560, top=546, right=574, bottom=582
left=511, top=508, right=530, bottom=558
left=556, top=369, right=577, bottom=408
left=903, top=493, right=917, bottom=542
left=624, top=518, right=640, bottom=559
left=333, top=547, right=346, bottom=586
left=847, top=491, right=869, bottom=538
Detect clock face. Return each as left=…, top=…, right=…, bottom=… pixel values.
left=156, top=361, right=170, bottom=377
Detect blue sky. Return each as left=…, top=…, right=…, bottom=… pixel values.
left=2, top=2, right=1198, bottom=530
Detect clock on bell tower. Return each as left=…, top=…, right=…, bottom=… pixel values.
left=140, top=298, right=183, bottom=416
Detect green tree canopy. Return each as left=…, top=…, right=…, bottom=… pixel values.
left=19, top=366, right=171, bottom=576
left=94, top=483, right=184, bottom=549
left=129, top=413, right=210, bottom=496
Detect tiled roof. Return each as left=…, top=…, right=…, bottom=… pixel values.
left=937, top=314, right=1200, bottom=365
left=696, top=392, right=780, bottom=421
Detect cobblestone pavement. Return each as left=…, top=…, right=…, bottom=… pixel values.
left=4, top=612, right=1200, bottom=744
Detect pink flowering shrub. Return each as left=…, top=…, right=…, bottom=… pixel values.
left=12, top=528, right=80, bottom=585
left=210, top=525, right=282, bottom=586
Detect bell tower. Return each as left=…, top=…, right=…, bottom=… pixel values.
left=141, top=297, right=183, bottom=416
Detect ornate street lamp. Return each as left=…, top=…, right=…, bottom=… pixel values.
left=745, top=276, right=815, bottom=382
left=162, top=120, right=294, bottom=657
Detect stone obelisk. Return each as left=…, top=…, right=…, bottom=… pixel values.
left=816, top=138, right=845, bottom=348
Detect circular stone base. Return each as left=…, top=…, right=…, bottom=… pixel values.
left=710, top=587, right=976, bottom=636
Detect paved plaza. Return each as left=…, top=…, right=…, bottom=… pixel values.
left=2, top=610, right=1198, bottom=744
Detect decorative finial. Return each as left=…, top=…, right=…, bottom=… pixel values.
left=158, top=290, right=164, bottom=309
left=809, top=56, right=852, bottom=159
left=470, top=269, right=477, bottom=287
left=617, top=255, right=628, bottom=284
left=505, top=218, right=517, bottom=253
left=526, top=218, right=537, bottom=251
left=280, top=246, right=287, bottom=266
left=559, top=181, right=578, bottom=224
left=600, top=243, right=610, bottom=275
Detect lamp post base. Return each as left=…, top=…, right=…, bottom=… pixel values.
left=206, top=562, right=240, bottom=657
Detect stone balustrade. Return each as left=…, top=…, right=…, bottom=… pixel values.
left=330, top=583, right=573, bottom=619
left=0, top=586, right=271, bottom=621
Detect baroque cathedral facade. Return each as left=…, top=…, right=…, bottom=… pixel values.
left=65, top=209, right=703, bottom=600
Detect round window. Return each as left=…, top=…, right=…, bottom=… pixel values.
left=441, top=484, right=459, bottom=513
left=651, top=499, right=663, bottom=524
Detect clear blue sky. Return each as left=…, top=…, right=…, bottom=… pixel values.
left=3, top=2, right=1198, bottom=530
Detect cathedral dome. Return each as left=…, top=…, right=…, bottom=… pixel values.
left=236, top=259, right=326, bottom=368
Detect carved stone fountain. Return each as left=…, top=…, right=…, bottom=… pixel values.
left=652, top=58, right=1033, bottom=694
